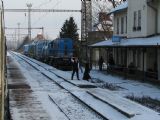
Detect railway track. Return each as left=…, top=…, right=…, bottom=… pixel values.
left=9, top=52, right=108, bottom=120
left=9, top=51, right=160, bottom=120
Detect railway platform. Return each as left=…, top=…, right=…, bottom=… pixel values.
left=7, top=55, right=51, bottom=120
left=6, top=52, right=160, bottom=120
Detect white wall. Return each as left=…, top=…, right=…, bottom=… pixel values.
left=113, top=10, right=127, bottom=37
left=127, top=0, right=147, bottom=38
left=95, top=49, right=99, bottom=61
left=127, top=0, right=157, bottom=38
left=158, top=48, right=160, bottom=80
left=146, top=3, right=156, bottom=36
left=126, top=48, right=147, bottom=71
left=113, top=0, right=160, bottom=37
left=158, top=1, right=160, bottom=34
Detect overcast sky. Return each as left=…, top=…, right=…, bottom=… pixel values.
left=4, top=0, right=81, bottom=41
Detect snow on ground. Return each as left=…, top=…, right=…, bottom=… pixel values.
left=9, top=52, right=160, bottom=120
left=19, top=52, right=160, bottom=101
left=10, top=53, right=105, bottom=120
left=89, top=70, right=160, bottom=100
left=39, top=61, right=160, bottom=101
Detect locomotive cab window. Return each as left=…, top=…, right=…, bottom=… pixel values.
left=64, top=44, right=68, bottom=55
left=50, top=42, right=53, bottom=48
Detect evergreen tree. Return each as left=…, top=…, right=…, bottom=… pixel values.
left=59, top=17, right=80, bottom=57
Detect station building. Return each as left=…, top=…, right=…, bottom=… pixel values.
left=90, top=0, right=160, bottom=82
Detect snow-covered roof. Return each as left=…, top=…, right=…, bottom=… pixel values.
left=108, top=1, right=128, bottom=15
left=90, top=35, right=160, bottom=47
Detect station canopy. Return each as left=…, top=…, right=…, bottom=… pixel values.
left=90, top=35, right=160, bottom=48
left=108, top=1, right=128, bottom=15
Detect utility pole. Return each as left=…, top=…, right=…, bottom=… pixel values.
left=17, top=22, right=20, bottom=48
left=42, top=27, right=44, bottom=36
left=81, top=0, right=92, bottom=61
left=5, top=27, right=44, bottom=49
left=27, top=3, right=32, bottom=41
left=14, top=29, right=17, bottom=49
left=4, top=7, right=81, bottom=42
left=81, top=0, right=92, bottom=80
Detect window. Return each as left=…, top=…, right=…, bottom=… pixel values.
left=117, top=17, right=119, bottom=34
left=133, top=11, right=137, bottom=31
left=64, top=44, right=67, bottom=55
left=133, top=11, right=137, bottom=27
left=121, top=17, right=124, bottom=34
left=126, top=16, right=127, bottom=33
left=137, top=10, right=141, bottom=30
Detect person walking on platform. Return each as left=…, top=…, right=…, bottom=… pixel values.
left=71, top=57, right=80, bottom=80
left=83, top=63, right=91, bottom=81
left=98, top=56, right=104, bottom=71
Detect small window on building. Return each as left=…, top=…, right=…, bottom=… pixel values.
left=121, top=17, right=124, bottom=34
left=133, top=11, right=137, bottom=31
left=137, top=10, right=141, bottom=31
left=117, top=17, right=119, bottom=34
left=126, top=16, right=127, bottom=33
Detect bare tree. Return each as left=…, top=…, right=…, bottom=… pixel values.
left=92, top=0, right=126, bottom=32
left=92, top=0, right=112, bottom=32
left=108, top=0, right=127, bottom=8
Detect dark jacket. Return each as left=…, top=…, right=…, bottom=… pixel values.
left=71, top=58, right=79, bottom=70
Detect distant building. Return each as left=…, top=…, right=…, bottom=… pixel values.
left=35, top=33, right=44, bottom=41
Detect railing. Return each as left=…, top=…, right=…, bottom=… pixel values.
left=146, top=71, right=158, bottom=79
left=107, top=65, right=158, bottom=80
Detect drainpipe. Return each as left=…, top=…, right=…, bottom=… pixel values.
left=147, top=0, right=158, bottom=35
left=143, top=48, right=146, bottom=81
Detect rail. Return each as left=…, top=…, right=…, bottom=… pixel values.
left=10, top=52, right=140, bottom=120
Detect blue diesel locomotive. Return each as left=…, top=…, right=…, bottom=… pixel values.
left=23, top=38, right=74, bottom=70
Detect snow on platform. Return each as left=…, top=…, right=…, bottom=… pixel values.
left=71, top=91, right=128, bottom=120
left=7, top=54, right=51, bottom=120
left=88, top=88, right=136, bottom=117
left=42, top=70, right=81, bottom=91
left=48, top=92, right=104, bottom=120
left=88, top=88, right=160, bottom=120
left=9, top=89, right=50, bottom=120
left=66, top=79, right=97, bottom=88
left=11, top=52, right=160, bottom=120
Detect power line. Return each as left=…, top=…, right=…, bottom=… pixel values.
left=32, top=0, right=61, bottom=25
left=6, top=34, right=28, bottom=36
left=4, top=9, right=81, bottom=12
left=5, top=27, right=44, bottom=30
left=4, top=7, right=81, bottom=41
left=27, top=3, right=32, bottom=41
left=34, top=0, right=53, bottom=9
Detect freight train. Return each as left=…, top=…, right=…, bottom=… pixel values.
left=23, top=38, right=74, bottom=70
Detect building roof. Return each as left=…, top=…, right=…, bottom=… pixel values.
left=108, top=1, right=128, bottom=15
left=90, top=35, right=160, bottom=47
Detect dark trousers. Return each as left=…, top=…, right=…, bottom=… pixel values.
left=71, top=69, right=79, bottom=80
left=99, top=64, right=103, bottom=71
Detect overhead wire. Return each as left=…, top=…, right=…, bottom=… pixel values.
left=32, top=0, right=61, bottom=25
left=33, top=0, right=53, bottom=9
left=19, top=0, right=55, bottom=37
left=20, top=0, right=53, bottom=32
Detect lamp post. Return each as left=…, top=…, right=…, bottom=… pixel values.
left=81, top=0, right=92, bottom=80
left=26, top=3, right=32, bottom=41
left=17, top=22, right=20, bottom=48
